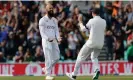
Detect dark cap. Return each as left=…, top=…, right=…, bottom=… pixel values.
left=90, top=8, right=100, bottom=15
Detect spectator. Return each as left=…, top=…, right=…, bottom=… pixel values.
left=114, top=40, right=124, bottom=60
left=6, top=31, right=17, bottom=58
left=71, top=6, right=81, bottom=26
left=82, top=8, right=93, bottom=24
left=105, top=30, right=114, bottom=60
left=125, top=4, right=133, bottom=22
left=125, top=21, right=133, bottom=38
left=14, top=46, right=24, bottom=63
left=68, top=31, right=78, bottom=60
left=27, top=30, right=38, bottom=55
left=65, top=48, right=71, bottom=60
left=6, top=55, right=12, bottom=63
left=115, top=31, right=125, bottom=58
left=24, top=49, right=33, bottom=62
left=112, top=17, right=123, bottom=34
left=58, top=11, right=67, bottom=23
left=93, top=1, right=104, bottom=18
left=127, top=30, right=133, bottom=46
left=32, top=46, right=44, bottom=62
left=104, top=1, right=113, bottom=30
left=0, top=52, right=6, bottom=62
left=112, top=1, right=121, bottom=17
left=58, top=31, right=68, bottom=60
left=126, top=41, right=133, bottom=62
left=74, top=29, right=84, bottom=49
left=0, top=24, right=8, bottom=42
left=16, top=33, right=27, bottom=52
left=64, top=18, right=74, bottom=32
left=0, top=40, right=6, bottom=56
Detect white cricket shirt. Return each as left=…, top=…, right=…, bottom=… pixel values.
left=80, top=16, right=106, bottom=49
left=39, top=15, right=60, bottom=41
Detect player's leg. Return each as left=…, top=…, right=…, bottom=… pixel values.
left=51, top=42, right=60, bottom=68
left=66, top=44, right=93, bottom=80
left=72, top=44, right=93, bottom=75
left=43, top=41, right=60, bottom=80
left=42, top=40, right=54, bottom=80
left=43, top=47, right=53, bottom=76
left=90, top=49, right=101, bottom=80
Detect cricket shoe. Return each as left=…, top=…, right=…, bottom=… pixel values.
left=66, top=72, right=76, bottom=80
left=45, top=76, right=55, bottom=80
left=92, top=69, right=100, bottom=80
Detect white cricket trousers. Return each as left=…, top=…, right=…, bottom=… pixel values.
left=42, top=39, right=60, bottom=76
left=72, top=44, right=101, bottom=76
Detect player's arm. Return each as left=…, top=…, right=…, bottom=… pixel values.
left=55, top=23, right=60, bottom=41
left=54, top=18, right=62, bottom=42
left=39, top=18, right=52, bottom=42
left=79, top=22, right=89, bottom=31
left=78, top=14, right=91, bottom=32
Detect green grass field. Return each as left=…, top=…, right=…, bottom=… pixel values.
left=0, top=76, right=133, bottom=80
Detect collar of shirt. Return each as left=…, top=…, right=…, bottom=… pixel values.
left=93, top=16, right=100, bottom=18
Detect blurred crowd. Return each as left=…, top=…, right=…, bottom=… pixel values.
left=0, top=1, right=133, bottom=63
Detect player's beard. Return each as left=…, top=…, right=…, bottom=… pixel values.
left=48, top=11, right=54, bottom=17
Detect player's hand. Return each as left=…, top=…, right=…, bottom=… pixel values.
left=58, top=37, right=62, bottom=43
left=78, top=14, right=83, bottom=23
left=48, top=38, right=53, bottom=42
